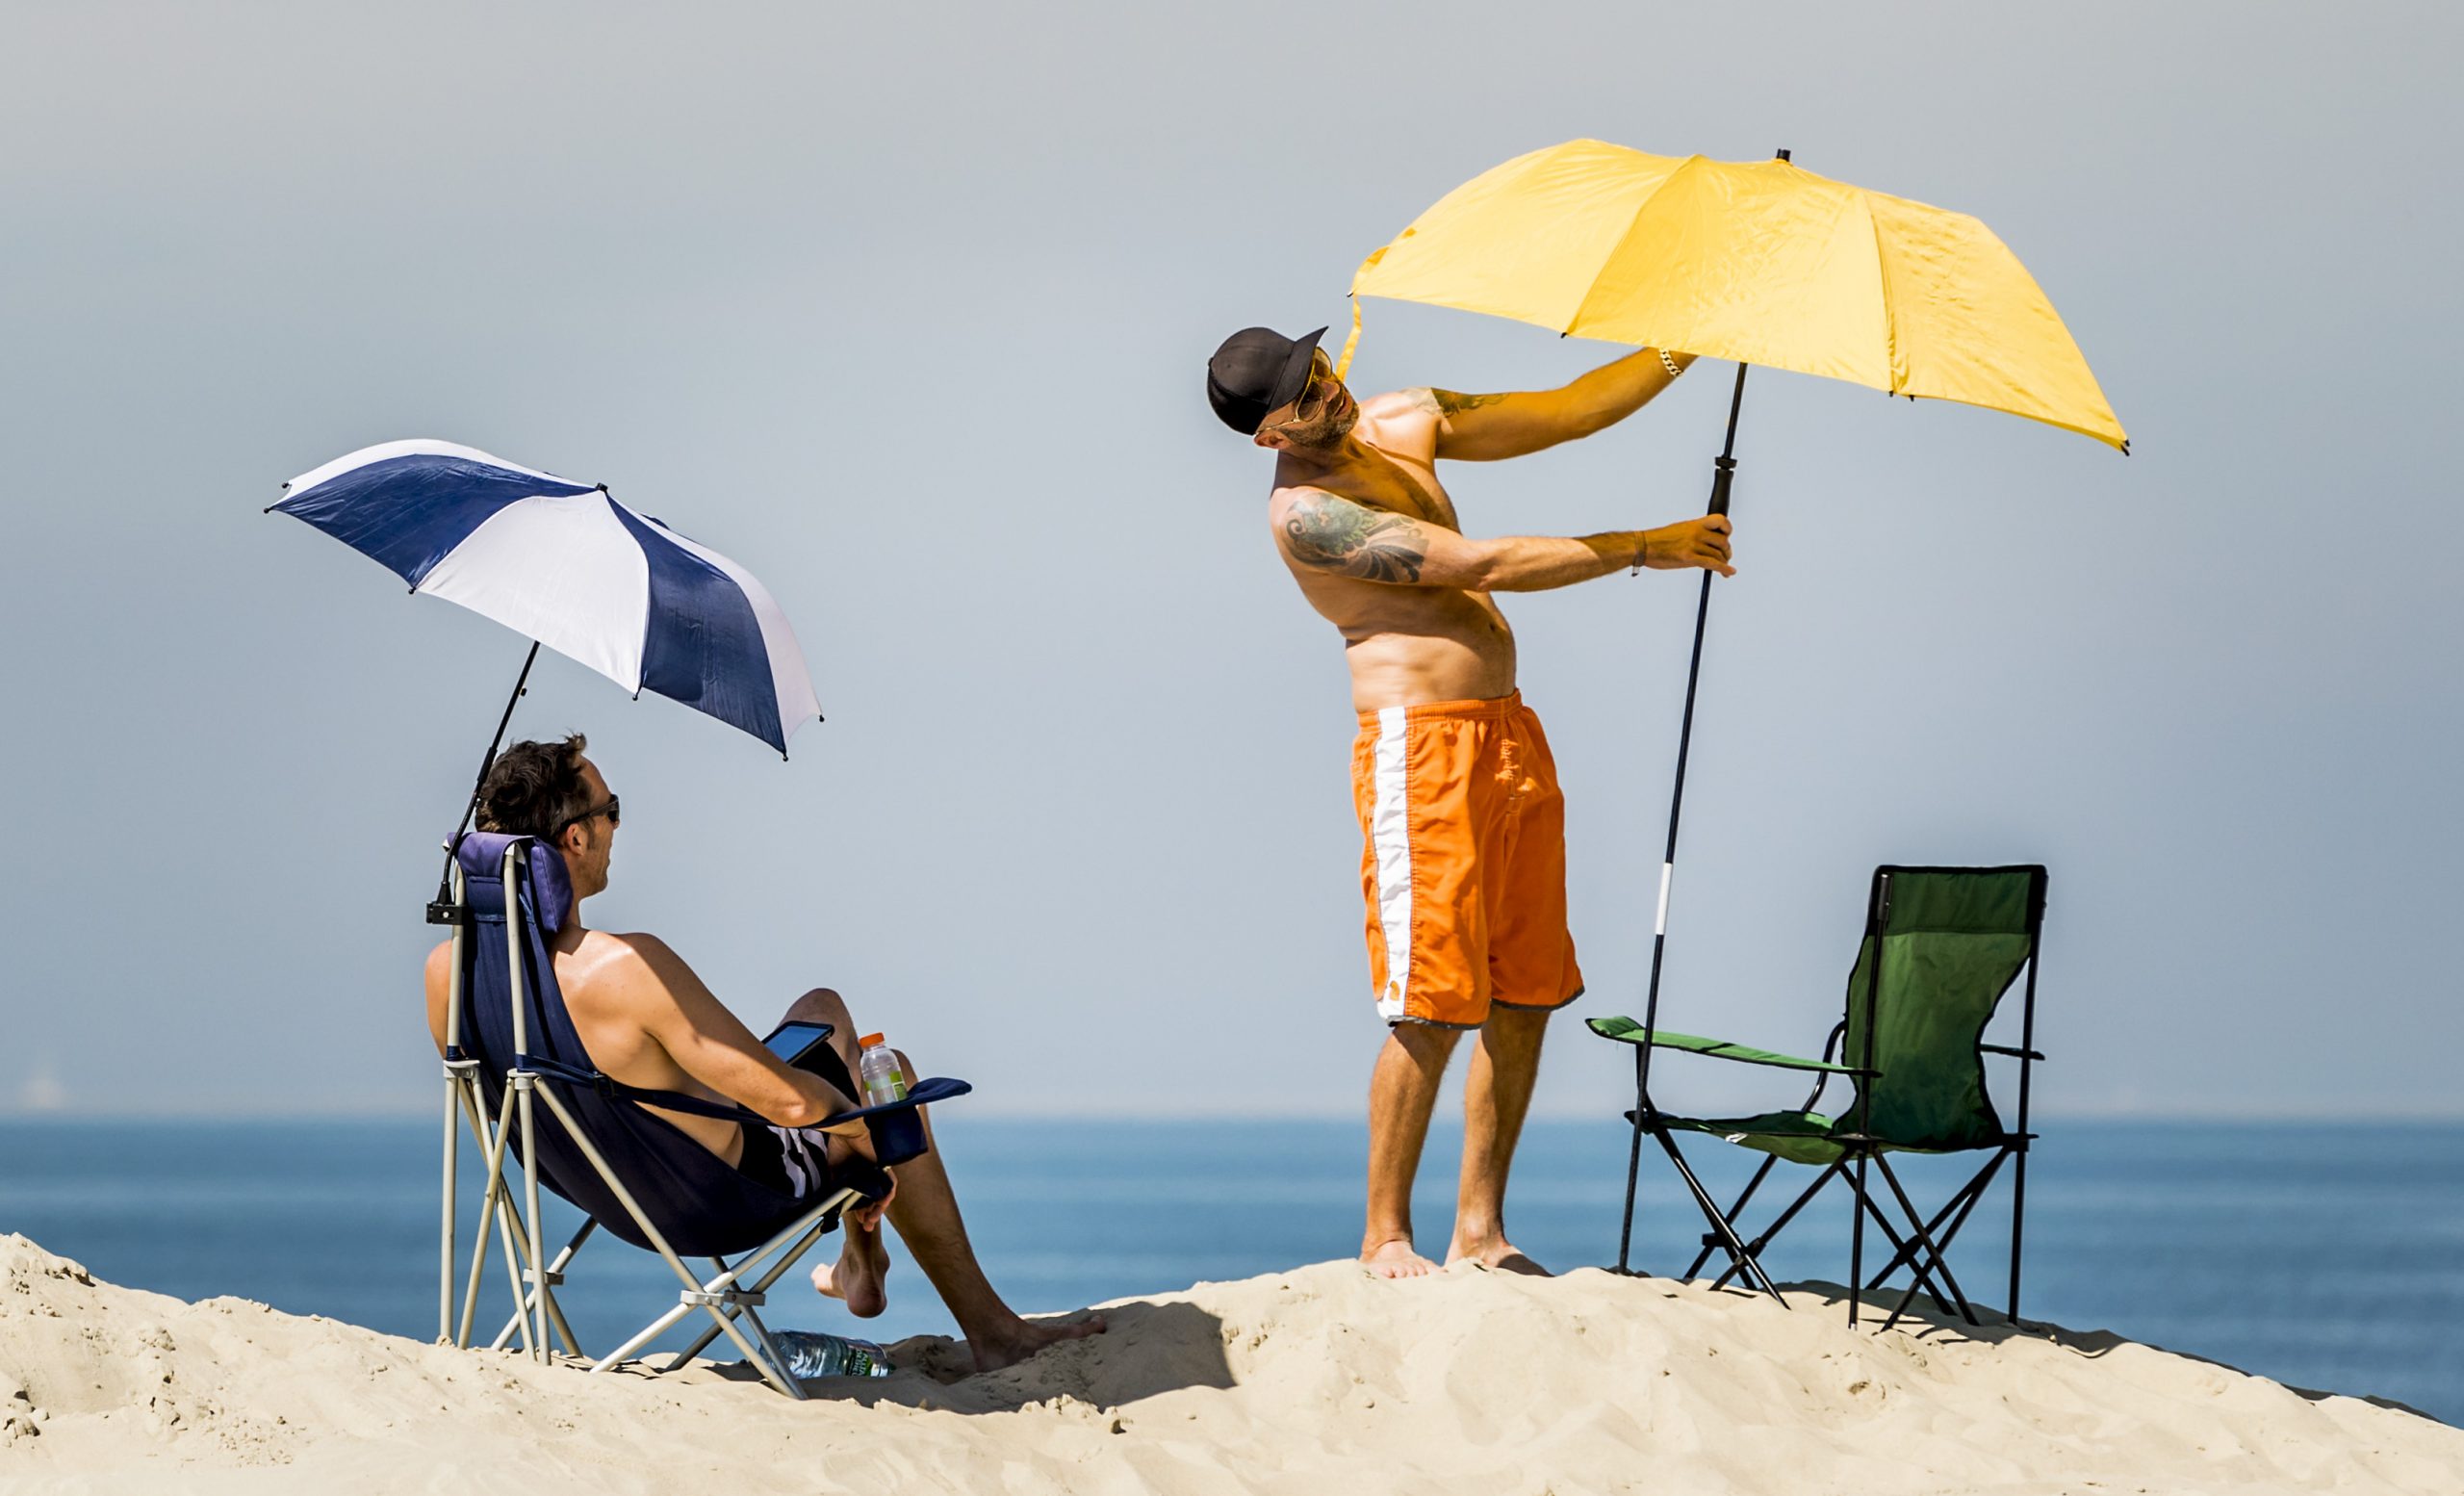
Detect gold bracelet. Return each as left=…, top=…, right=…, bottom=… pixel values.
left=1657, top=348, right=1683, bottom=379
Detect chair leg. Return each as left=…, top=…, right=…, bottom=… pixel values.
left=1849, top=1150, right=1868, bottom=1327
left=1851, top=1181, right=1960, bottom=1321
left=1684, top=1152, right=1784, bottom=1280
left=2008, top=1143, right=2030, bottom=1327
left=1703, top=1161, right=1843, bottom=1292
left=455, top=1082, right=532, bottom=1352
left=1654, top=1129, right=1785, bottom=1304
left=1616, top=1053, right=1648, bottom=1275
left=439, top=1072, right=461, bottom=1345
left=1861, top=1152, right=2002, bottom=1292
left=1870, top=1155, right=1977, bottom=1331
left=494, top=1218, right=596, bottom=1356
left=664, top=1208, right=844, bottom=1371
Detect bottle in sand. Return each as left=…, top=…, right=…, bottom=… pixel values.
left=769, top=1328, right=891, bottom=1380
left=858, top=1034, right=907, bottom=1106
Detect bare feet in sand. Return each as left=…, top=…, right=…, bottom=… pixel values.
left=1361, top=1237, right=1441, bottom=1279
left=811, top=1218, right=890, bottom=1318
left=1446, top=1235, right=1553, bottom=1277
left=968, top=1312, right=1106, bottom=1374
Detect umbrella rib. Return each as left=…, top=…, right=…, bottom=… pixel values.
left=1863, top=193, right=1904, bottom=397
left=1564, top=153, right=1705, bottom=339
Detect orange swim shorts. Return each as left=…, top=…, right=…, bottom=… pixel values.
left=1349, top=691, right=1583, bottom=1028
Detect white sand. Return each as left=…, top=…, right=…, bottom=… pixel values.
left=2, top=1232, right=2456, bottom=1494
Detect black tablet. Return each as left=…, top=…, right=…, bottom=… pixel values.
left=761, top=1020, right=834, bottom=1071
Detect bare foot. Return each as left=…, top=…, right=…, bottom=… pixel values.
left=968, top=1312, right=1106, bottom=1373
left=1361, top=1237, right=1441, bottom=1279
left=1447, top=1236, right=1553, bottom=1277
left=810, top=1220, right=890, bottom=1318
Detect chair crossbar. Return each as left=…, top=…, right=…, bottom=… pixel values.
left=1701, top=1159, right=1846, bottom=1290
left=661, top=1211, right=847, bottom=1371
left=1867, top=1153, right=1976, bottom=1330
left=1862, top=1151, right=2005, bottom=1294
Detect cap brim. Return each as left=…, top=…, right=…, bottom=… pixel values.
left=1265, top=326, right=1329, bottom=416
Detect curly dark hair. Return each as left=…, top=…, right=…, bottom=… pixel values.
left=475, top=735, right=593, bottom=839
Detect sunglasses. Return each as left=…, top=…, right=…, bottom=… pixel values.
left=553, top=794, right=620, bottom=837
left=1262, top=351, right=1341, bottom=432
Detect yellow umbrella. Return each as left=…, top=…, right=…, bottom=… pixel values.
left=1343, top=141, right=2127, bottom=1284
left=1345, top=139, right=2126, bottom=451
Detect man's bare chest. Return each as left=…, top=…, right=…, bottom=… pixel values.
left=1322, top=449, right=1462, bottom=533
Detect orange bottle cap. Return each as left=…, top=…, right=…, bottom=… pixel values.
left=859, top=1033, right=886, bottom=1048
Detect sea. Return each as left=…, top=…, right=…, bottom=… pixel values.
left=3, top=1116, right=2457, bottom=1426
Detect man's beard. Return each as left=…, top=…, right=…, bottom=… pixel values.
left=1286, top=401, right=1359, bottom=450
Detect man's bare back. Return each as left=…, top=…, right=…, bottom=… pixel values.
left=424, top=924, right=812, bottom=1167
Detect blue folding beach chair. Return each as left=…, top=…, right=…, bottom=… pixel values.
left=434, top=833, right=968, bottom=1397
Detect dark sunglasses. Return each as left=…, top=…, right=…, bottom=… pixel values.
left=1261, top=350, right=1340, bottom=432
left=553, top=794, right=620, bottom=837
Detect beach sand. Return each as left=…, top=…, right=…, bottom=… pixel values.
left=3, top=1232, right=2456, bottom=1494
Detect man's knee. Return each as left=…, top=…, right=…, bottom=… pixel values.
left=1386, top=1020, right=1465, bottom=1065
left=1481, top=1002, right=1553, bottom=1047
left=783, top=986, right=854, bottom=1029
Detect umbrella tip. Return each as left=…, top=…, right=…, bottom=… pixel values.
left=1776, top=147, right=1792, bottom=162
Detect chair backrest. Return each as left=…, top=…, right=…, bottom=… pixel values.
left=1835, top=864, right=2045, bottom=1151
left=451, top=833, right=814, bottom=1258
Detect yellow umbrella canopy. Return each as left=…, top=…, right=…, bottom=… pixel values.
left=1348, top=139, right=2127, bottom=451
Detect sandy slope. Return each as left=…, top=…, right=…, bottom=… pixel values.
left=1, top=1232, right=2455, bottom=1495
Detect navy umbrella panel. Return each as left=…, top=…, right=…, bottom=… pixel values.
left=275, top=440, right=822, bottom=755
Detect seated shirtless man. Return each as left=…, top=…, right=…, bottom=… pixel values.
left=422, top=734, right=1101, bottom=1371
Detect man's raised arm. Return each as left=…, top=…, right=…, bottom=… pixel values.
left=1274, top=489, right=1732, bottom=592
left=1409, top=347, right=1697, bottom=462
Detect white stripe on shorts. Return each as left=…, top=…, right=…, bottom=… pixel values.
left=1370, top=707, right=1414, bottom=1021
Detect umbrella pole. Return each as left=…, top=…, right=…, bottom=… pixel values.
left=426, top=640, right=542, bottom=924
left=1617, top=361, right=1751, bottom=1274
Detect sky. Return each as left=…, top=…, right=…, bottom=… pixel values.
left=3, top=1, right=2457, bottom=1122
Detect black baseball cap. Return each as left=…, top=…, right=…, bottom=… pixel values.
left=1207, top=325, right=1328, bottom=435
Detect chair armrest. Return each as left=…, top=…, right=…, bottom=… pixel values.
left=820, top=1076, right=972, bottom=1169
left=1980, top=1044, right=2046, bottom=1061
left=1586, top=1017, right=1870, bottom=1075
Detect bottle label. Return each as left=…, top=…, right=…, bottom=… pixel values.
left=863, top=1073, right=909, bottom=1105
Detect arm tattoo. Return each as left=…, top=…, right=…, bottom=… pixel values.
left=1283, top=494, right=1428, bottom=583
left=1404, top=387, right=1506, bottom=418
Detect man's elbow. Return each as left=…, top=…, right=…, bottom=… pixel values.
left=1458, top=542, right=1513, bottom=593
left=769, top=1091, right=835, bottom=1129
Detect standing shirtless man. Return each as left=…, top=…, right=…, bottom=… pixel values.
left=1206, top=325, right=1736, bottom=1277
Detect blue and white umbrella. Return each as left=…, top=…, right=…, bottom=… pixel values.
left=274, top=439, right=821, bottom=755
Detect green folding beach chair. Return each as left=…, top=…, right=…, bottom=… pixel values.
left=1590, top=864, right=2048, bottom=1329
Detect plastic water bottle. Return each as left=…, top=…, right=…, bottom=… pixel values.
left=858, top=1033, right=908, bottom=1106
left=768, top=1328, right=892, bottom=1380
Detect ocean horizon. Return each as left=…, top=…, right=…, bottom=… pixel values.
left=3, top=1115, right=2455, bottom=1427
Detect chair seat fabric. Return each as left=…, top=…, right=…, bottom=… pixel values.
left=1629, top=1108, right=2005, bottom=1166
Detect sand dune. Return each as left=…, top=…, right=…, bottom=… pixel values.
left=2, top=1232, right=2455, bottom=1494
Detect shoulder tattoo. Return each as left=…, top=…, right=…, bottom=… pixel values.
left=1431, top=389, right=1505, bottom=415
left=1282, top=493, right=1427, bottom=583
